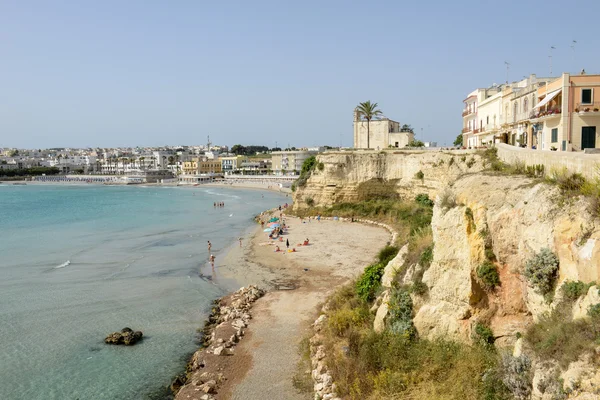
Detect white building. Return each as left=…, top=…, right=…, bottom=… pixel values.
left=271, top=151, right=317, bottom=175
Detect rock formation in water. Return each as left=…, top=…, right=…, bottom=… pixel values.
left=105, top=327, right=143, bottom=345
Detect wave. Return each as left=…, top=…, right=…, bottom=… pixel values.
left=54, top=260, right=71, bottom=269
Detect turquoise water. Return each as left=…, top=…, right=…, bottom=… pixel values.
left=0, top=185, right=285, bottom=400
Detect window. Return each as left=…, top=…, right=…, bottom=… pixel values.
left=486, top=116, right=489, bottom=125
left=551, top=128, right=558, bottom=143
left=582, top=89, right=593, bottom=104
left=523, top=98, right=528, bottom=112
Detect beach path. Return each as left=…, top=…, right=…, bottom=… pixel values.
left=221, top=216, right=390, bottom=400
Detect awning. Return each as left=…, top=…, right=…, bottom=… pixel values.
left=534, top=89, right=562, bottom=109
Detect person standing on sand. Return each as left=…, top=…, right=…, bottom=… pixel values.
left=239, top=237, right=242, bottom=247
left=286, top=238, right=289, bottom=249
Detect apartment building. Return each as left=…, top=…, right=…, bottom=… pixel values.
left=271, top=151, right=317, bottom=175
left=530, top=72, right=600, bottom=151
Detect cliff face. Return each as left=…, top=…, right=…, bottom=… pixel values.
left=292, top=150, right=484, bottom=210
left=414, top=174, right=600, bottom=345
left=294, top=152, right=600, bottom=344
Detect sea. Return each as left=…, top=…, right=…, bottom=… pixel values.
left=0, top=184, right=286, bottom=400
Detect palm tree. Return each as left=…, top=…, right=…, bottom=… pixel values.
left=139, top=156, right=145, bottom=170
left=355, top=101, right=383, bottom=149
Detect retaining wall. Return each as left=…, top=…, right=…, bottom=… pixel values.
left=496, top=143, right=600, bottom=180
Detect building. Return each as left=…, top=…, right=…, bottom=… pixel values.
left=199, top=158, right=222, bottom=174
left=530, top=72, right=600, bottom=151
left=353, top=111, right=414, bottom=149
left=219, top=155, right=246, bottom=174
left=271, top=151, right=317, bottom=175
left=462, top=75, right=553, bottom=148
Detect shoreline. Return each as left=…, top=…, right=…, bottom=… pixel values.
left=172, top=209, right=392, bottom=400
left=1, top=180, right=293, bottom=194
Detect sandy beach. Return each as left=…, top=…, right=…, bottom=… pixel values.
left=177, top=210, right=391, bottom=400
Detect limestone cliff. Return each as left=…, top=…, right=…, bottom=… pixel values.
left=414, top=174, right=600, bottom=346
left=292, top=150, right=484, bottom=210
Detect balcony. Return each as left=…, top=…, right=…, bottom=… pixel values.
left=462, top=109, right=475, bottom=117
left=530, top=108, right=561, bottom=121
left=461, top=127, right=472, bottom=133
left=575, top=102, right=600, bottom=114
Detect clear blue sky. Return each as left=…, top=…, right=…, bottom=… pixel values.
left=1, top=0, right=599, bottom=149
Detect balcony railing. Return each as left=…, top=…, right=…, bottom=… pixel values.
left=473, top=128, right=481, bottom=134
left=461, top=127, right=472, bottom=133
left=462, top=109, right=475, bottom=117
left=530, top=108, right=561, bottom=119
left=575, top=102, right=600, bottom=113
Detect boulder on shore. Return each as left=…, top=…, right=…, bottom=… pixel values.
left=105, top=327, right=143, bottom=346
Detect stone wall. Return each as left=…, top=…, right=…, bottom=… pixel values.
left=496, top=143, right=600, bottom=180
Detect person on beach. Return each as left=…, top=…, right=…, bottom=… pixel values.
left=210, top=254, right=215, bottom=267
left=286, top=238, right=289, bottom=249
left=207, top=241, right=212, bottom=253
left=317, top=214, right=321, bottom=222
left=261, top=220, right=265, bottom=228
left=214, top=202, right=216, bottom=207
left=239, top=237, right=242, bottom=247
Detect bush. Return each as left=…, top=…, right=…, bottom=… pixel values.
left=410, top=281, right=428, bottom=296
left=561, top=280, right=589, bottom=301
left=438, top=189, right=457, bottom=209
left=499, top=354, right=532, bottom=400
left=415, top=193, right=434, bottom=207
left=419, top=244, right=434, bottom=267
left=305, top=197, right=315, bottom=206
left=449, top=157, right=455, bottom=166
left=477, top=261, right=500, bottom=289
left=524, top=248, right=559, bottom=295
left=466, top=157, right=476, bottom=168
left=356, top=263, right=386, bottom=302
left=587, top=303, right=600, bottom=318
left=414, top=170, right=424, bottom=181
left=386, top=287, right=416, bottom=339
left=377, top=245, right=399, bottom=265
left=473, top=323, right=495, bottom=348
left=526, top=304, right=600, bottom=367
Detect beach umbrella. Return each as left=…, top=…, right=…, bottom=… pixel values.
left=263, top=228, right=274, bottom=232
left=269, top=217, right=279, bottom=222
left=270, top=224, right=280, bottom=227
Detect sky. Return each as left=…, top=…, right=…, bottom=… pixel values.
left=1, top=0, right=599, bottom=149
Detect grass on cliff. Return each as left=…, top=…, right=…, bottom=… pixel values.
left=292, top=196, right=434, bottom=243
left=319, top=282, right=512, bottom=400
left=525, top=296, right=600, bottom=368
left=481, top=148, right=600, bottom=216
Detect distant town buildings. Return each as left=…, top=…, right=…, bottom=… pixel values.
left=462, top=72, right=600, bottom=151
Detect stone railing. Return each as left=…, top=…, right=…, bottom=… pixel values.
left=496, top=143, right=600, bottom=180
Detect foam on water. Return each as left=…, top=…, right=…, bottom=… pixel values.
left=0, top=185, right=285, bottom=400
left=54, top=260, right=71, bottom=269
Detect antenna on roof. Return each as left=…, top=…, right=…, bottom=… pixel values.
left=549, top=46, right=556, bottom=76
left=504, top=61, right=510, bottom=84
left=571, top=40, right=577, bottom=73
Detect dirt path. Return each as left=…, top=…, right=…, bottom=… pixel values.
left=223, top=215, right=391, bottom=400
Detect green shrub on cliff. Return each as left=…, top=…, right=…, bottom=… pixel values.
left=561, top=280, right=592, bottom=301
left=477, top=261, right=500, bottom=289
left=386, top=287, right=416, bottom=339
left=524, top=248, right=559, bottom=295
left=356, top=263, right=386, bottom=302
left=377, top=245, right=399, bottom=264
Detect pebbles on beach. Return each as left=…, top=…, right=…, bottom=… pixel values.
left=173, top=285, right=265, bottom=400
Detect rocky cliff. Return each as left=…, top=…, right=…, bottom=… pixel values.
left=292, top=150, right=484, bottom=210
left=295, top=151, right=600, bottom=399
left=414, top=174, right=600, bottom=345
